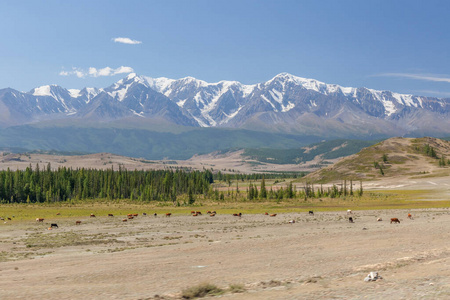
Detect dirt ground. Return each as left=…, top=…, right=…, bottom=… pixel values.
left=1, top=208, right=450, bottom=299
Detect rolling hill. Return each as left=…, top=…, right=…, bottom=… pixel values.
left=305, top=137, right=450, bottom=183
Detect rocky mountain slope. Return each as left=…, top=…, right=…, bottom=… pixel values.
left=1, top=73, right=450, bottom=138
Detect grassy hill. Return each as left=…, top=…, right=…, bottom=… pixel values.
left=243, top=139, right=377, bottom=164
left=304, top=137, right=450, bottom=183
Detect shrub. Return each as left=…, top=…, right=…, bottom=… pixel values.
left=182, top=283, right=224, bottom=299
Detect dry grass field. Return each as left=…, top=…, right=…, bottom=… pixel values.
left=1, top=198, right=450, bottom=299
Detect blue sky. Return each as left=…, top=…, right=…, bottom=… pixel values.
left=1, top=0, right=450, bottom=97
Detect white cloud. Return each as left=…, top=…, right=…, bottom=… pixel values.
left=112, top=37, right=142, bottom=45
left=377, top=73, right=450, bottom=83
left=59, top=66, right=134, bottom=78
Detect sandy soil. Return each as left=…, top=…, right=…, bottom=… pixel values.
left=1, top=208, right=450, bottom=299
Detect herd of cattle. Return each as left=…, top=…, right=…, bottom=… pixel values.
left=26, top=209, right=414, bottom=230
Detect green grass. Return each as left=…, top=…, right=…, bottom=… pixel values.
left=1, top=188, right=449, bottom=222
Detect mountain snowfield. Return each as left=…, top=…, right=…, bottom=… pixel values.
left=0, top=72, right=449, bottom=137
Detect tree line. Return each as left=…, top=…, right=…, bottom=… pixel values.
left=0, top=164, right=213, bottom=204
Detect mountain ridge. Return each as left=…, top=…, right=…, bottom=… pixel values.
left=1, top=73, right=450, bottom=138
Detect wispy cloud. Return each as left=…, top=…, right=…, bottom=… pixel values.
left=413, top=90, right=450, bottom=97
left=376, top=73, right=450, bottom=83
left=59, top=66, right=134, bottom=78
left=112, top=37, right=142, bottom=45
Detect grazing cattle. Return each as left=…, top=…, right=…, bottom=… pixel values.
left=128, top=216, right=134, bottom=219
left=190, top=211, right=196, bottom=214
left=108, top=214, right=114, bottom=217
left=90, top=214, right=96, bottom=218
left=56, top=213, right=61, bottom=215
left=127, top=214, right=133, bottom=217
left=50, top=223, right=58, bottom=228
left=196, top=211, right=202, bottom=215
left=166, top=213, right=172, bottom=217
left=122, top=219, right=127, bottom=222
left=264, top=212, right=269, bottom=215
left=192, top=213, right=198, bottom=217
left=347, top=209, right=352, bottom=214
left=232, top=213, right=242, bottom=217
left=75, top=221, right=81, bottom=225
left=133, top=214, right=138, bottom=217
left=211, top=211, right=216, bottom=214
left=36, top=218, right=44, bottom=222
left=349, top=217, right=354, bottom=223
left=206, top=211, right=212, bottom=214
left=407, top=213, right=412, bottom=219
left=210, top=213, right=216, bottom=217
left=154, top=213, right=157, bottom=217
left=143, top=213, right=147, bottom=216
left=390, top=218, right=400, bottom=224
left=270, top=214, right=277, bottom=217
left=377, top=218, right=382, bottom=222
left=289, top=220, right=295, bottom=224
left=7, top=217, right=11, bottom=221
left=309, top=210, right=314, bottom=215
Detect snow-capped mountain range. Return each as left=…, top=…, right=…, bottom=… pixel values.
left=1, top=73, right=449, bottom=137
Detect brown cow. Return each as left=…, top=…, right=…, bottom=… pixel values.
left=75, top=221, right=81, bottom=225
left=36, top=218, right=44, bottom=222
left=211, top=211, right=216, bottom=214
left=232, top=213, right=242, bottom=217
left=128, top=216, right=134, bottom=219
left=166, top=213, right=172, bottom=217
left=210, top=213, right=216, bottom=217
left=407, top=213, right=412, bottom=219
left=133, top=214, right=138, bottom=217
left=270, top=214, right=277, bottom=217
left=206, top=211, right=212, bottom=214
left=196, top=211, right=202, bottom=215
left=122, top=219, right=127, bottom=222
left=390, top=218, right=400, bottom=224
left=56, top=213, right=61, bottom=215
left=108, top=214, right=114, bottom=217
left=190, top=211, right=196, bottom=214
left=264, top=212, right=269, bottom=215
left=90, top=214, right=96, bottom=218
left=192, top=213, right=198, bottom=216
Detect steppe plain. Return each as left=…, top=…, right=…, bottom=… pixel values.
left=0, top=150, right=450, bottom=299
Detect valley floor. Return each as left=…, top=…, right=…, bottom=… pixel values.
left=1, top=208, right=450, bottom=299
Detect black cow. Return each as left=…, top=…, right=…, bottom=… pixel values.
left=309, top=210, right=314, bottom=215
left=51, top=223, right=58, bottom=228
left=348, top=217, right=354, bottom=223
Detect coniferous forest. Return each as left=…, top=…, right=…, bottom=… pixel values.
left=0, top=164, right=213, bottom=204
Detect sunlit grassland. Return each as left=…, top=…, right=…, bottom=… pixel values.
left=0, top=189, right=448, bottom=222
